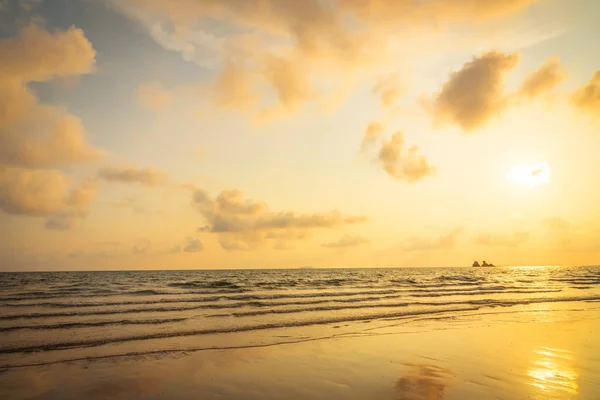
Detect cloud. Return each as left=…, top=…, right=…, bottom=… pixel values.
left=183, top=237, right=203, bottom=252
left=194, top=147, right=208, bottom=159
left=212, top=58, right=260, bottom=111
left=372, top=74, right=404, bottom=108
left=541, top=217, right=600, bottom=252
left=0, top=82, right=104, bottom=168
left=322, top=235, right=368, bottom=249
left=106, top=197, right=147, bottom=214
left=430, top=51, right=519, bottom=131
left=572, top=70, right=600, bottom=120
left=44, top=216, right=80, bottom=231
left=261, top=53, right=315, bottom=117
left=66, top=239, right=156, bottom=259
left=543, top=216, right=570, bottom=232
left=191, top=187, right=367, bottom=250
left=341, top=0, right=536, bottom=24
left=0, top=167, right=98, bottom=229
left=113, top=0, right=537, bottom=122
left=137, top=82, right=173, bottom=110
left=0, top=25, right=103, bottom=168
left=132, top=238, right=152, bottom=254
left=0, top=26, right=102, bottom=229
left=17, top=0, right=43, bottom=11
left=542, top=216, right=573, bottom=248
left=378, top=132, right=436, bottom=182
left=0, top=167, right=69, bottom=215
left=215, top=189, right=268, bottom=216
left=404, top=227, right=462, bottom=251
left=360, top=121, right=384, bottom=151
left=210, top=50, right=318, bottom=123
left=98, top=166, right=169, bottom=186
left=164, top=245, right=182, bottom=255
left=0, top=24, right=96, bottom=82
left=264, top=231, right=308, bottom=240
left=519, top=57, right=565, bottom=99
left=45, top=178, right=98, bottom=229
left=474, top=231, right=529, bottom=247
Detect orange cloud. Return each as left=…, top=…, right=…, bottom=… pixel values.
left=322, top=235, right=368, bottom=249
left=430, top=51, right=519, bottom=131
left=543, top=216, right=570, bottom=232
left=0, top=81, right=104, bottom=168
left=519, top=57, right=566, bottom=98
left=541, top=217, right=600, bottom=252
left=262, top=53, right=314, bottom=115
left=340, top=0, right=536, bottom=24
left=43, top=178, right=98, bottom=230
left=98, top=166, right=169, bottom=186
left=116, top=0, right=536, bottom=122
left=378, top=132, right=436, bottom=182
left=372, top=74, right=404, bottom=108
left=212, top=58, right=260, bottom=110
left=360, top=121, right=384, bottom=151
left=0, top=167, right=69, bottom=216
left=572, top=70, right=600, bottom=119
left=0, top=25, right=96, bottom=82
left=191, top=187, right=367, bottom=250
left=0, top=167, right=97, bottom=229
left=474, top=231, right=529, bottom=247
left=404, top=227, right=462, bottom=251
left=0, top=25, right=103, bottom=168
left=183, top=237, right=203, bottom=252
left=106, top=197, right=147, bottom=214
left=44, top=216, right=80, bottom=231
left=137, top=82, right=173, bottom=110
left=215, top=189, right=268, bottom=216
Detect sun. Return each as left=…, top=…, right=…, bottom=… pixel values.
left=506, top=163, right=551, bottom=186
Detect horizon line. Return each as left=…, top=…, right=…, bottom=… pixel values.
left=0, top=264, right=591, bottom=273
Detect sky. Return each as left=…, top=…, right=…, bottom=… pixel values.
left=0, top=0, right=599, bottom=271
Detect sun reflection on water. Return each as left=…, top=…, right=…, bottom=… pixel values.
left=528, top=346, right=578, bottom=396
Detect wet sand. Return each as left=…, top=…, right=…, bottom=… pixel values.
left=1, top=300, right=599, bottom=400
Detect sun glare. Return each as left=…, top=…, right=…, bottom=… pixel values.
left=506, top=163, right=551, bottom=186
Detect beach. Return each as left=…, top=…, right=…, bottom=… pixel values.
left=3, top=0, right=600, bottom=398
left=1, top=267, right=599, bottom=399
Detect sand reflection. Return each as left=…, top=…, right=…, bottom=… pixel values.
left=528, top=346, right=578, bottom=396
left=395, top=363, right=455, bottom=400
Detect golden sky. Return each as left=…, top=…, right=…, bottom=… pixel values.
left=1, top=0, right=599, bottom=270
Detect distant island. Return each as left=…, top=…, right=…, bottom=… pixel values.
left=472, top=261, right=495, bottom=267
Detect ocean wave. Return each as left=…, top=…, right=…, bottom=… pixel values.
left=0, top=286, right=564, bottom=311
left=168, top=280, right=242, bottom=289
left=0, top=307, right=482, bottom=355
left=550, top=279, right=600, bottom=285
left=0, top=294, right=406, bottom=312
left=3, top=294, right=599, bottom=356
left=223, top=294, right=600, bottom=318
left=0, top=318, right=188, bottom=333
left=129, top=290, right=164, bottom=296
left=0, top=305, right=210, bottom=321
left=0, top=288, right=246, bottom=303
left=436, top=275, right=483, bottom=282
left=409, top=289, right=561, bottom=298
left=410, top=282, right=487, bottom=289
left=390, top=279, right=418, bottom=285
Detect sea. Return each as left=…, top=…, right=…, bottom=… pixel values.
left=1, top=266, right=599, bottom=370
